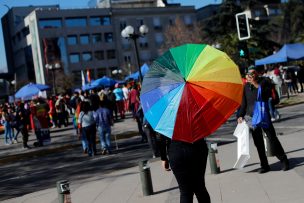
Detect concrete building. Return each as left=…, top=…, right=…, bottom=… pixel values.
left=1, top=1, right=195, bottom=88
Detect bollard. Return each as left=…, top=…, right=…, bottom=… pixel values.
left=138, top=160, right=153, bottom=196
left=56, top=180, right=72, bottom=203
left=208, top=143, right=220, bottom=174
left=263, top=132, right=274, bottom=157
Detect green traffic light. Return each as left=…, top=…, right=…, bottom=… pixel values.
left=239, top=49, right=245, bottom=57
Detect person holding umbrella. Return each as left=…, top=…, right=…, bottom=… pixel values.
left=140, top=44, right=244, bottom=203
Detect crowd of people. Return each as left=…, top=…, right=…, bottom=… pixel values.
left=0, top=82, right=147, bottom=155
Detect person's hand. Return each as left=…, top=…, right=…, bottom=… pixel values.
left=162, top=160, right=171, bottom=171
left=237, top=117, right=244, bottom=123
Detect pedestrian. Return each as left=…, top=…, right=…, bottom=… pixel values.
left=297, top=64, right=304, bottom=92
left=129, top=84, right=140, bottom=119
left=47, top=96, right=56, bottom=128
left=1, top=108, right=13, bottom=145
left=106, top=87, right=117, bottom=121
left=159, top=134, right=210, bottom=203
left=55, top=96, right=67, bottom=128
left=15, top=102, right=31, bottom=149
left=78, top=101, right=96, bottom=156
left=113, top=83, right=125, bottom=119
left=237, top=66, right=289, bottom=173
left=122, top=84, right=130, bottom=112
left=94, top=100, right=113, bottom=155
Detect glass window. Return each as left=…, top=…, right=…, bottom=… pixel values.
left=120, top=21, right=127, bottom=31
left=39, top=18, right=62, bottom=29
left=80, top=35, right=89, bottom=44
left=155, top=33, right=163, bottom=45
left=67, top=35, right=78, bottom=45
left=89, top=16, right=111, bottom=26
left=184, top=15, right=192, bottom=25
left=70, top=53, right=80, bottom=63
left=104, top=33, right=113, bottom=43
left=92, top=33, right=102, bottom=43
left=94, top=51, right=104, bottom=60
left=65, top=17, right=87, bottom=27
left=106, top=50, right=116, bottom=59
left=82, top=52, right=92, bottom=61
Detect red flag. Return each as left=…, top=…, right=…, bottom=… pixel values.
left=86, top=69, right=91, bottom=83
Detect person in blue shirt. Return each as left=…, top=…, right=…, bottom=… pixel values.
left=113, top=83, right=125, bottom=119
left=94, top=100, right=113, bottom=155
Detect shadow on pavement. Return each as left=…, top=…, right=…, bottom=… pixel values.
left=153, top=186, right=179, bottom=195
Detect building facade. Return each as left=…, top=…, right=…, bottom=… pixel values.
left=2, top=2, right=196, bottom=89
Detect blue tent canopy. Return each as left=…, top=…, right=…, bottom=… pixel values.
left=255, top=43, right=304, bottom=66
left=91, top=76, right=117, bottom=87
left=125, top=63, right=149, bottom=81
left=15, top=83, right=50, bottom=100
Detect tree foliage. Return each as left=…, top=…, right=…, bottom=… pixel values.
left=160, top=17, right=202, bottom=53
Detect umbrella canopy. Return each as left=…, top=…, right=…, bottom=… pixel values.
left=82, top=83, right=98, bottom=91
left=91, top=76, right=117, bottom=87
left=140, top=44, right=243, bottom=143
left=125, top=63, right=149, bottom=80
left=255, top=43, right=304, bottom=66
left=15, top=83, right=50, bottom=100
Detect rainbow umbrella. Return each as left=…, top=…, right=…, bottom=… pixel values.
left=140, top=44, right=243, bottom=143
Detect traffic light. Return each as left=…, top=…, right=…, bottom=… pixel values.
left=238, top=41, right=249, bottom=58
left=235, top=12, right=250, bottom=40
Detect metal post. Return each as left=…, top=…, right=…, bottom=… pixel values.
left=138, top=160, right=153, bottom=196
left=52, top=69, right=56, bottom=95
left=132, top=35, right=143, bottom=83
left=56, top=180, right=71, bottom=203
left=208, top=143, right=220, bottom=174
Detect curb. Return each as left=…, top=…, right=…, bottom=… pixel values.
left=0, top=131, right=140, bottom=165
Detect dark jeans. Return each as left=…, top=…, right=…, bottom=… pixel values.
left=251, top=122, right=287, bottom=168
left=83, top=124, right=96, bottom=156
left=168, top=139, right=210, bottom=203
left=21, top=126, right=29, bottom=147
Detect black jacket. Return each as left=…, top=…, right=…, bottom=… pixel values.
left=238, top=77, right=272, bottom=117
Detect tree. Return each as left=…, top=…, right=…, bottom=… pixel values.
left=160, top=17, right=202, bottom=53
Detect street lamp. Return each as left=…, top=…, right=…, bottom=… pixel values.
left=121, top=24, right=149, bottom=82
left=112, top=69, right=122, bottom=79
left=45, top=62, right=61, bottom=95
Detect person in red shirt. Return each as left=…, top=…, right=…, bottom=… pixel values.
left=48, top=96, right=56, bottom=128
left=129, top=84, right=140, bottom=118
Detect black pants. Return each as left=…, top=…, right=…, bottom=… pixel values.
left=21, top=127, right=29, bottom=147
left=252, top=123, right=287, bottom=168
left=168, top=139, right=210, bottom=203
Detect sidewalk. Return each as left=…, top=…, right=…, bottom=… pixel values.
left=1, top=94, right=304, bottom=202
left=3, top=121, right=304, bottom=203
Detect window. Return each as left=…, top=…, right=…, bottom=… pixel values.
left=104, top=33, right=113, bottom=43
left=124, top=55, right=131, bottom=62
left=94, top=51, right=104, bottom=60
left=153, top=17, right=162, bottom=30
left=67, top=35, right=78, bottom=45
left=139, top=37, right=148, bottom=48
left=92, top=33, right=102, bottom=43
left=39, top=18, right=62, bottom=28
left=89, top=16, right=111, bottom=26
left=70, top=53, right=80, bottom=63
left=184, top=15, right=192, bottom=25
left=65, top=17, right=87, bottom=27
left=120, top=21, right=127, bottom=31
left=107, top=50, right=116, bottom=59
left=155, top=33, right=164, bottom=45
left=80, top=35, right=89, bottom=44
left=82, top=52, right=92, bottom=61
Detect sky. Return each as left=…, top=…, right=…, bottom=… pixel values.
left=0, top=0, right=221, bottom=72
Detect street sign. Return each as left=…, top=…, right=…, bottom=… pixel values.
left=236, top=12, right=250, bottom=40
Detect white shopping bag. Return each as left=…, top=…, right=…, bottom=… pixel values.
left=233, top=121, right=250, bottom=169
